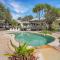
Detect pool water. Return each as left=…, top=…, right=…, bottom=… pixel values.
left=14, top=32, right=54, bottom=46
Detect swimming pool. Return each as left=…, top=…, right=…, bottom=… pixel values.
left=14, top=32, right=54, bottom=46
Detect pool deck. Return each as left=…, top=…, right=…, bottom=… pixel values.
left=0, top=31, right=13, bottom=60
left=0, top=31, right=60, bottom=60
left=35, top=45, right=60, bottom=60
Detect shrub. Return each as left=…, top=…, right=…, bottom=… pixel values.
left=41, top=30, right=52, bottom=34
left=4, top=42, right=37, bottom=60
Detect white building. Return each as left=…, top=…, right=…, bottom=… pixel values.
left=17, top=18, right=47, bottom=31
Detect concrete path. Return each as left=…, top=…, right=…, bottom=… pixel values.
left=40, top=45, right=60, bottom=60
left=0, top=32, right=12, bottom=60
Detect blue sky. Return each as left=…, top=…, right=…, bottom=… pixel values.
left=0, top=0, right=60, bottom=19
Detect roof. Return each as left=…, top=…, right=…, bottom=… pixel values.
left=31, top=17, right=45, bottom=21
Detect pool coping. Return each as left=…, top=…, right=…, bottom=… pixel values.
left=8, top=31, right=59, bottom=51
left=30, top=32, right=59, bottom=47
left=9, top=32, right=33, bottom=51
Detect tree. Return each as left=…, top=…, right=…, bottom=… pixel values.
left=44, top=4, right=60, bottom=30
left=10, top=19, right=18, bottom=28
left=0, top=3, right=12, bottom=29
left=32, top=4, right=45, bottom=20
left=5, top=8, right=12, bottom=23
left=33, top=7, right=39, bottom=19
left=33, top=4, right=60, bottom=31
left=22, top=15, right=33, bottom=21
left=17, top=17, right=22, bottom=20
left=0, top=3, right=6, bottom=20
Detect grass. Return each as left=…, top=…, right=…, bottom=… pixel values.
left=40, top=30, right=52, bottom=35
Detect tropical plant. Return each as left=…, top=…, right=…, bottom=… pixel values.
left=4, top=41, right=36, bottom=60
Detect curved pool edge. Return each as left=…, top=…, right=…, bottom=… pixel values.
left=9, top=33, right=33, bottom=51
left=48, top=35, right=59, bottom=47
left=27, top=32, right=55, bottom=45
left=30, top=32, right=59, bottom=47
left=8, top=32, right=57, bottom=52
left=8, top=34, right=19, bottom=51
left=9, top=32, right=59, bottom=50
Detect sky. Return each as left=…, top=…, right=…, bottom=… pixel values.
left=0, top=0, right=60, bottom=19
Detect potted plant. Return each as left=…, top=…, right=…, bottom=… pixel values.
left=4, top=43, right=36, bottom=60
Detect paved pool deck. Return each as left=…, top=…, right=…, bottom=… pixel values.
left=0, top=31, right=13, bottom=60
left=34, top=45, right=60, bottom=60
left=0, top=31, right=60, bottom=60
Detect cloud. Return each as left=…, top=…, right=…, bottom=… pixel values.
left=11, top=12, right=25, bottom=19
left=0, top=0, right=32, bottom=19
left=0, top=0, right=5, bottom=4
left=9, top=2, right=30, bottom=19
left=10, top=2, right=29, bottom=13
